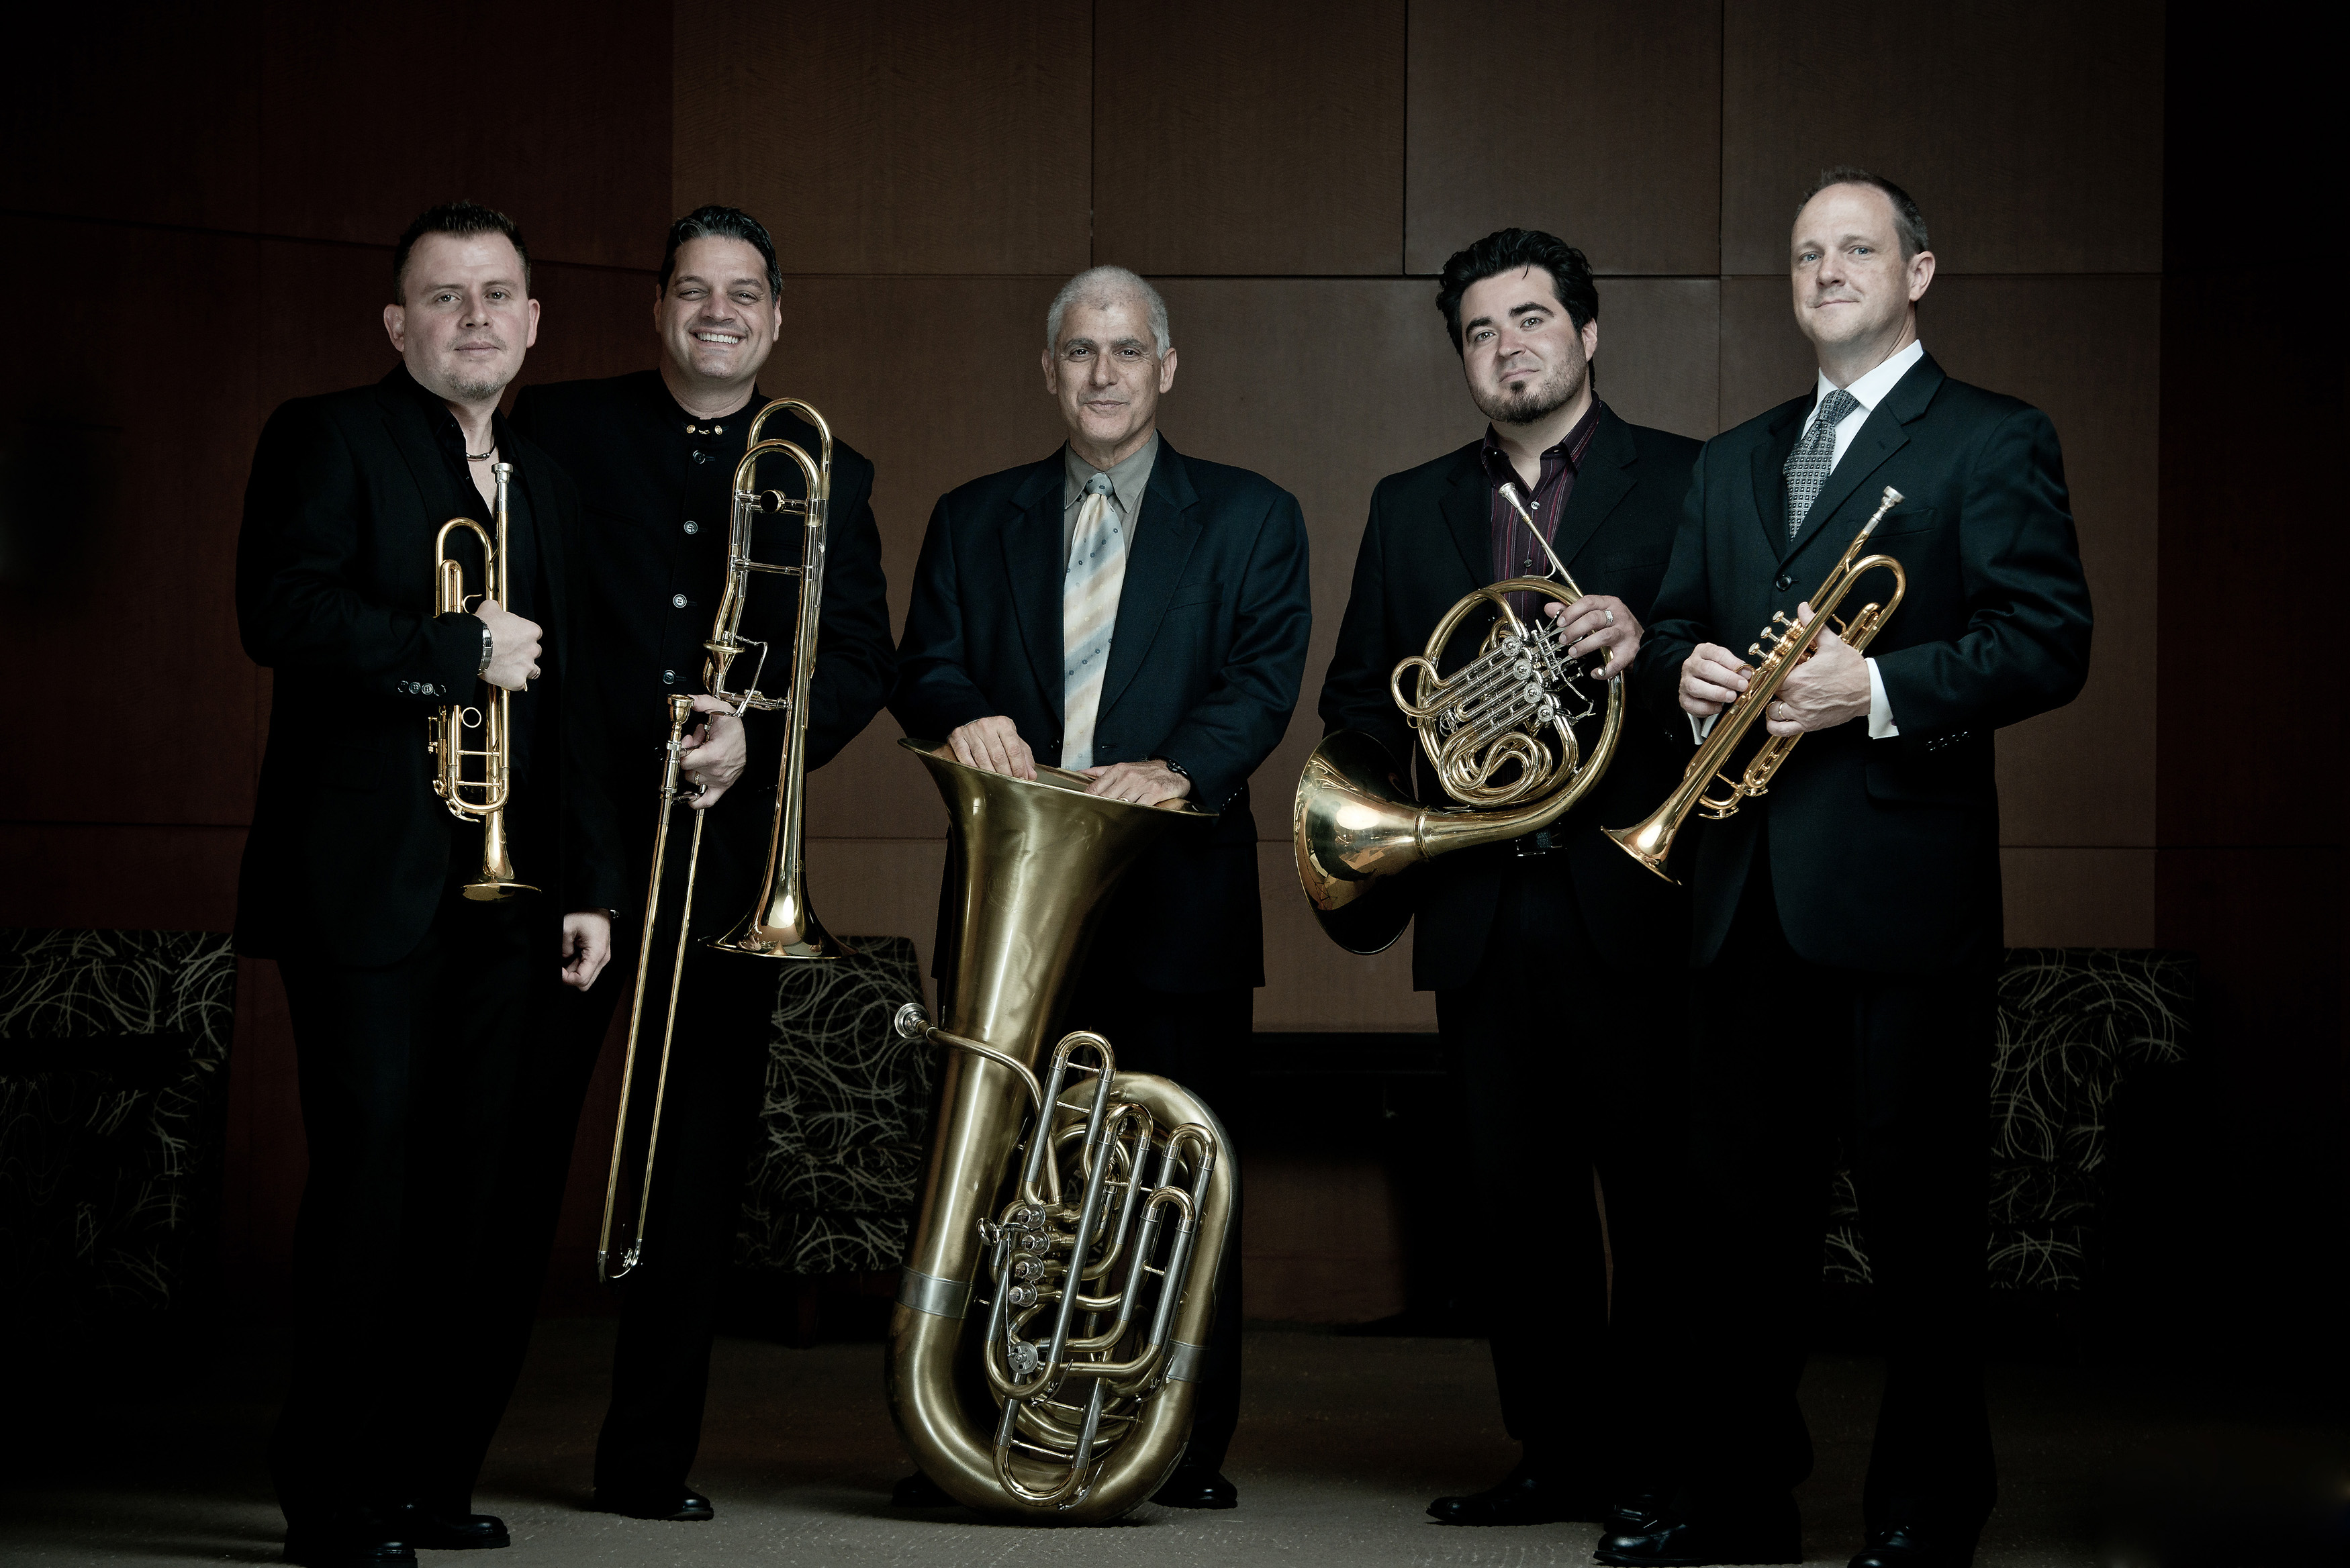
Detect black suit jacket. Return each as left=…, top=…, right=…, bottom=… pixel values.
left=1636, top=352, right=2094, bottom=973
left=1318, top=407, right=1698, bottom=990
left=892, top=438, right=1312, bottom=991
left=235, top=370, right=628, bottom=966
left=511, top=374, right=894, bottom=934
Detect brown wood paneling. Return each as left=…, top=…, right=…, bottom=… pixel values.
left=2000, top=846, right=2155, bottom=948
left=0, top=824, right=246, bottom=932
left=514, top=262, right=671, bottom=390
left=673, top=0, right=1091, bottom=276
left=1094, top=0, right=1405, bottom=276
left=1720, top=275, right=2157, bottom=851
left=1242, top=1154, right=1406, bottom=1324
left=1258, top=852, right=1433, bottom=1034
left=1721, top=2, right=2163, bottom=276
left=1405, top=0, right=1722, bottom=277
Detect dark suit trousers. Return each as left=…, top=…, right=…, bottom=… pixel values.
left=269, top=861, right=534, bottom=1522
left=1061, top=963, right=1251, bottom=1477
left=1684, top=845, right=1996, bottom=1533
left=1433, top=859, right=1687, bottom=1490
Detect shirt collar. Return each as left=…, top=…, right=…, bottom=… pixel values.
left=392, top=365, right=510, bottom=457
left=1813, top=338, right=1925, bottom=425
left=1064, top=430, right=1160, bottom=514
left=1478, top=397, right=1602, bottom=485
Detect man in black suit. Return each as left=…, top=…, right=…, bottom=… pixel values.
left=891, top=264, right=1311, bottom=1510
left=505, top=205, right=894, bottom=1522
left=236, top=201, right=625, bottom=1568
left=1317, top=229, right=1697, bottom=1529
left=1601, top=171, right=2092, bottom=1568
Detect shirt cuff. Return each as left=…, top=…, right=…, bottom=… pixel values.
left=1689, top=712, right=1717, bottom=744
left=1867, top=657, right=1899, bottom=739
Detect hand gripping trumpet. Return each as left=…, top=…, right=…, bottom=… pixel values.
left=1605, top=485, right=1908, bottom=881
left=598, top=399, right=841, bottom=1285
left=428, top=460, right=536, bottom=900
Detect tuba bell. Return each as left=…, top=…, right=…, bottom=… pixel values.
left=428, top=460, right=536, bottom=901
left=886, top=738, right=1235, bottom=1522
left=1294, top=483, right=1622, bottom=952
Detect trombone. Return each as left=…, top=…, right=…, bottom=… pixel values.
left=1605, top=486, right=1908, bottom=881
left=428, top=460, right=536, bottom=900
left=597, top=399, right=845, bottom=1284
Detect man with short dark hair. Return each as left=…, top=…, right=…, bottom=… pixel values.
left=892, top=264, right=1311, bottom=1510
left=1601, top=171, right=2092, bottom=1568
left=503, top=203, right=894, bottom=1522
left=236, top=200, right=624, bottom=1567
left=1318, top=228, right=1697, bottom=1530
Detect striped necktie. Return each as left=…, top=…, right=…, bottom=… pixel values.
left=1781, top=387, right=1860, bottom=540
left=1062, top=471, right=1127, bottom=771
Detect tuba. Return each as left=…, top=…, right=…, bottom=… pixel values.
left=598, top=399, right=843, bottom=1284
left=428, top=460, right=536, bottom=900
left=1294, top=482, right=1622, bottom=952
left=886, top=738, right=1235, bottom=1522
left=1605, top=486, right=1907, bottom=881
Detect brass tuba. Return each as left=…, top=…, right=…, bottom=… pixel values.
left=1605, top=486, right=1908, bottom=881
left=1294, top=483, right=1622, bottom=952
left=598, top=399, right=843, bottom=1284
left=886, top=738, right=1235, bottom=1522
left=428, top=460, right=536, bottom=900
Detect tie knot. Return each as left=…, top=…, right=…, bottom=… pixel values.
left=1085, top=471, right=1115, bottom=499
left=1818, top=388, right=1860, bottom=428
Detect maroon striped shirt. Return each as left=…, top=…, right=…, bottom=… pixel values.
left=1480, top=399, right=1601, bottom=619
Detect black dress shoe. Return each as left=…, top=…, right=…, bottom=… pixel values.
left=1849, top=1522, right=1977, bottom=1567
left=283, top=1509, right=416, bottom=1568
left=1606, top=1487, right=1673, bottom=1534
left=592, top=1483, right=714, bottom=1522
left=1151, top=1468, right=1237, bottom=1510
left=390, top=1504, right=510, bottom=1550
left=891, top=1470, right=957, bottom=1508
left=1596, top=1499, right=1803, bottom=1566
left=1428, top=1465, right=1611, bottom=1526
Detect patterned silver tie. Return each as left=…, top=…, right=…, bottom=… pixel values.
left=1781, top=387, right=1861, bottom=540
left=1061, top=471, right=1127, bottom=771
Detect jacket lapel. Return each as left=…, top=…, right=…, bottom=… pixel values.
left=1096, top=438, right=1204, bottom=722
left=1552, top=406, right=1634, bottom=573
left=1749, top=397, right=1805, bottom=558
left=1438, top=443, right=1491, bottom=588
left=508, top=433, right=566, bottom=678
left=1783, top=353, right=1943, bottom=564
left=998, top=453, right=1069, bottom=715
left=375, top=373, right=461, bottom=530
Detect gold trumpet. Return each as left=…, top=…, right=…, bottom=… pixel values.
left=598, top=399, right=842, bottom=1285
left=428, top=460, right=536, bottom=901
left=1293, top=483, right=1622, bottom=952
left=886, top=738, right=1231, bottom=1522
left=1605, top=485, right=1908, bottom=881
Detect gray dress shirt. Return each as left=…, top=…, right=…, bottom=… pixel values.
left=1060, top=432, right=1160, bottom=565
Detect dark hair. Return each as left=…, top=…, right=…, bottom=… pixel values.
left=659, top=205, right=784, bottom=301
left=1435, top=228, right=1598, bottom=353
left=391, top=201, right=531, bottom=302
left=1802, top=166, right=1930, bottom=258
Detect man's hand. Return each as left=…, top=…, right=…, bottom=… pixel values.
left=1082, top=758, right=1191, bottom=807
left=1767, top=601, right=1871, bottom=736
left=561, top=910, right=612, bottom=991
left=947, top=716, right=1036, bottom=780
left=477, top=599, right=543, bottom=691
left=1544, top=593, right=1642, bottom=680
left=678, top=694, right=748, bottom=810
left=1680, top=644, right=1754, bottom=718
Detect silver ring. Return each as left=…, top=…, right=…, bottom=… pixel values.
left=1605, top=609, right=1615, bottom=625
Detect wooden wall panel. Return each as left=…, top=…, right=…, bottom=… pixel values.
left=673, top=0, right=1092, bottom=276
left=1260, top=850, right=1432, bottom=1032
left=1720, top=1, right=2164, bottom=276
left=1405, top=0, right=1722, bottom=277
left=1094, top=0, right=1405, bottom=276
left=2000, top=846, right=2155, bottom=948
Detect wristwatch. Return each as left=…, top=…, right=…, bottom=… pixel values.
left=476, top=622, right=495, bottom=677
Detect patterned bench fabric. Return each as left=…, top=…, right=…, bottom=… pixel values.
left=0, top=929, right=238, bottom=1319
left=1825, top=946, right=2193, bottom=1291
left=735, top=935, right=935, bottom=1277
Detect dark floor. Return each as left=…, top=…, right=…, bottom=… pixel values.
left=3, top=1320, right=2344, bottom=1567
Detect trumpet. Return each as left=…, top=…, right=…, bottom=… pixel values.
left=598, top=399, right=843, bottom=1285
left=428, top=460, right=536, bottom=901
left=1605, top=485, right=1908, bottom=881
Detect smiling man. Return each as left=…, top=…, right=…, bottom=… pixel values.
left=1606, top=170, right=2093, bottom=1568
left=504, top=205, right=894, bottom=1524
left=235, top=201, right=625, bottom=1567
left=890, top=264, right=1312, bottom=1511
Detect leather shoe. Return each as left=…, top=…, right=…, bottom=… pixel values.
left=1597, top=1498, right=1803, bottom=1566
left=891, top=1470, right=957, bottom=1508
left=1152, top=1468, right=1237, bottom=1510
left=283, top=1508, right=415, bottom=1567
left=1849, top=1522, right=1977, bottom=1567
left=390, top=1504, right=509, bottom=1550
left=592, top=1483, right=714, bottom=1522
left=1429, top=1463, right=1611, bottom=1526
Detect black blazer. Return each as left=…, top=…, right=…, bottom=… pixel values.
left=1317, top=407, right=1698, bottom=990
left=511, top=374, right=894, bottom=935
left=892, top=438, right=1312, bottom=992
left=1635, top=352, right=2093, bottom=973
left=235, top=370, right=628, bottom=966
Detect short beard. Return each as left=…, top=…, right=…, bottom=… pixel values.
left=443, top=367, right=508, bottom=402
left=1473, top=360, right=1585, bottom=428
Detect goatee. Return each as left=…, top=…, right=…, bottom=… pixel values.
left=1476, top=366, right=1583, bottom=428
